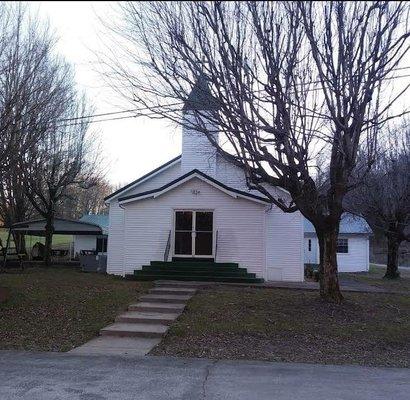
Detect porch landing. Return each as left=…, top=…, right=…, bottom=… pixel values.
left=127, top=260, right=264, bottom=284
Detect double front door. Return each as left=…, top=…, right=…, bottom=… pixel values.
left=174, top=210, right=214, bottom=257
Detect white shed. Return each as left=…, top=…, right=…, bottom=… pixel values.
left=73, top=214, right=109, bottom=257
left=304, top=214, right=372, bottom=272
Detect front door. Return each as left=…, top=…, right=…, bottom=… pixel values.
left=174, top=210, right=213, bottom=257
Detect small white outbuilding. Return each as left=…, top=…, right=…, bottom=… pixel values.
left=73, top=214, right=109, bottom=257
left=304, top=214, right=372, bottom=273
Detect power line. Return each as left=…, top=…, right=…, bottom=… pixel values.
left=56, top=66, right=410, bottom=127
left=57, top=102, right=184, bottom=122
left=55, top=106, right=183, bottom=129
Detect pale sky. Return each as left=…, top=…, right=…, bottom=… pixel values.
left=31, top=1, right=410, bottom=186
left=32, top=1, right=182, bottom=187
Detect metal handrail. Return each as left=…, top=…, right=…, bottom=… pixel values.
left=164, top=230, right=171, bottom=261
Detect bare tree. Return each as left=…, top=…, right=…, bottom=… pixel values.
left=0, top=5, right=58, bottom=252
left=59, top=178, right=112, bottom=219
left=103, top=1, right=410, bottom=302
left=21, top=89, right=99, bottom=265
left=348, top=124, right=410, bottom=278
left=0, top=168, right=34, bottom=253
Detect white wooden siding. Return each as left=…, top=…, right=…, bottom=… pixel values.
left=73, top=235, right=97, bottom=256
left=265, top=207, right=304, bottom=281
left=107, top=160, right=305, bottom=281
left=120, top=161, right=182, bottom=198
left=304, top=236, right=318, bottom=264
left=107, top=202, right=125, bottom=275
left=303, top=235, right=370, bottom=272
left=107, top=162, right=183, bottom=276
left=215, top=156, right=249, bottom=192
left=181, top=112, right=217, bottom=177
left=118, top=177, right=267, bottom=277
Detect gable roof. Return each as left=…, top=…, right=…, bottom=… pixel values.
left=304, top=213, right=372, bottom=235
left=105, top=155, right=181, bottom=202
left=118, top=169, right=271, bottom=205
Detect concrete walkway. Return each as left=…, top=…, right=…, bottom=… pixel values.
left=0, top=351, right=409, bottom=400
left=70, top=283, right=196, bottom=357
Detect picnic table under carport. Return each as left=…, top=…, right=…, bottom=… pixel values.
left=2, top=218, right=106, bottom=269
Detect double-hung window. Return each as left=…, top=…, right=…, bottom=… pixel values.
left=336, top=238, right=348, bottom=253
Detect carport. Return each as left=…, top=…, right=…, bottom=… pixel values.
left=2, top=218, right=107, bottom=268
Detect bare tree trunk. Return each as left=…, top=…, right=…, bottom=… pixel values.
left=317, top=228, right=343, bottom=303
left=385, top=234, right=401, bottom=279
left=317, top=231, right=325, bottom=284
left=44, top=213, right=54, bottom=267
left=12, top=232, right=26, bottom=255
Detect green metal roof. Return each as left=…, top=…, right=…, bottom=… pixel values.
left=79, top=214, right=109, bottom=231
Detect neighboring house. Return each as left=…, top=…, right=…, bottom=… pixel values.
left=104, top=78, right=304, bottom=282
left=73, top=214, right=109, bottom=257
left=304, top=213, right=372, bottom=272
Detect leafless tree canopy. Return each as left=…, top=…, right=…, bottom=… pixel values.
left=103, top=1, right=410, bottom=301
left=348, top=122, right=410, bottom=278
left=59, top=179, right=112, bottom=219
left=20, top=85, right=100, bottom=265
left=0, top=4, right=102, bottom=263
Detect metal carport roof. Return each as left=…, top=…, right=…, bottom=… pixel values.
left=10, top=218, right=103, bottom=236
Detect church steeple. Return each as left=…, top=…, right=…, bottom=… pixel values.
left=181, top=74, right=219, bottom=177
left=183, top=74, right=220, bottom=111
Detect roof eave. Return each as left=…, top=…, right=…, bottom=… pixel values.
left=118, top=169, right=270, bottom=205
left=105, top=155, right=182, bottom=203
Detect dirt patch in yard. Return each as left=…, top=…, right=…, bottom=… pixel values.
left=0, top=267, right=150, bottom=351
left=152, top=287, right=410, bottom=367
left=0, top=287, right=10, bottom=303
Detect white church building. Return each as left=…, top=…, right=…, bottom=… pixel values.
left=104, top=79, right=304, bottom=282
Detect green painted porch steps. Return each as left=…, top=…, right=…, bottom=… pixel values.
left=127, top=260, right=264, bottom=283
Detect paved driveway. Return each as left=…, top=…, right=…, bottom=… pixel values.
left=0, top=351, right=408, bottom=400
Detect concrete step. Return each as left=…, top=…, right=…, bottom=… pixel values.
left=155, top=280, right=208, bottom=289
left=100, top=322, right=168, bottom=338
left=69, top=336, right=161, bottom=356
left=151, top=261, right=239, bottom=268
left=139, top=294, right=192, bottom=304
left=129, top=273, right=264, bottom=283
left=140, top=267, right=251, bottom=276
left=129, top=302, right=186, bottom=313
left=149, top=287, right=197, bottom=296
left=115, top=311, right=180, bottom=325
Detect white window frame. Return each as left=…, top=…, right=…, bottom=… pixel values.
left=172, top=209, right=215, bottom=258
left=336, top=238, right=349, bottom=254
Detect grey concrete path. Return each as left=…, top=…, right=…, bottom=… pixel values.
left=0, top=351, right=409, bottom=400
left=69, top=283, right=195, bottom=357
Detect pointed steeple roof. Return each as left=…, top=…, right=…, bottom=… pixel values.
left=183, top=74, right=220, bottom=111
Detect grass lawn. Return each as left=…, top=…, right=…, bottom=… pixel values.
left=0, top=267, right=150, bottom=351
left=340, top=264, right=410, bottom=292
left=152, top=286, right=410, bottom=367
left=0, top=228, right=73, bottom=249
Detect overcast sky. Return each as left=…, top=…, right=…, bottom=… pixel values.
left=31, top=1, right=410, bottom=186
left=33, top=1, right=182, bottom=187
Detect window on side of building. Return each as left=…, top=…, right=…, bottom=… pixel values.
left=336, top=238, right=348, bottom=253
